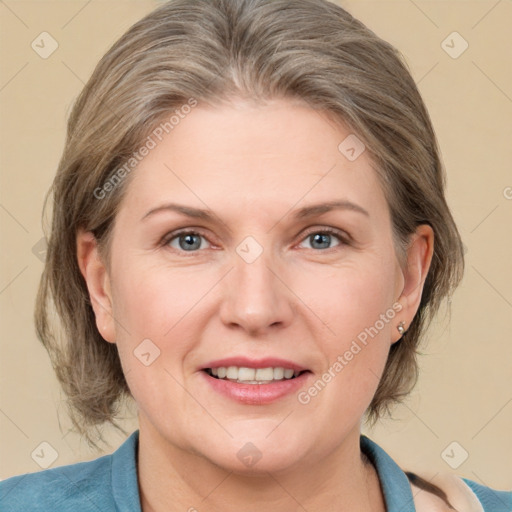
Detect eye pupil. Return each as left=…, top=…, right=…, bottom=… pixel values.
left=179, top=234, right=201, bottom=251
left=311, top=233, right=331, bottom=249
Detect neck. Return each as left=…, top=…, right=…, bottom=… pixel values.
left=137, top=419, right=386, bottom=512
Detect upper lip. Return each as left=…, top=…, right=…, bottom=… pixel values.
left=201, top=357, right=309, bottom=373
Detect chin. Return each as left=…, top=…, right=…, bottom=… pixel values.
left=198, top=433, right=309, bottom=475
left=223, top=451, right=304, bottom=476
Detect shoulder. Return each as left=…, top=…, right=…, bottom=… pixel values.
left=409, top=480, right=455, bottom=512
left=461, top=476, right=512, bottom=512
left=0, top=452, right=116, bottom=512
left=411, top=471, right=512, bottom=512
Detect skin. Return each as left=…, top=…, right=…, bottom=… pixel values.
left=77, top=98, right=434, bottom=512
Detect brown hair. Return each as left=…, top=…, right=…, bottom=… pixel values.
left=36, top=0, right=464, bottom=448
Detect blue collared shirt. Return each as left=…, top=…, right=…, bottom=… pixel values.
left=1, top=430, right=510, bottom=511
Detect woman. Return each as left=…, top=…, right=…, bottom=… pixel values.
left=1, top=0, right=510, bottom=510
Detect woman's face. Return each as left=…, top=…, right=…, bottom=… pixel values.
left=83, top=98, right=429, bottom=473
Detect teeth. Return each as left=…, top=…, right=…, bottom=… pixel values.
left=255, top=367, right=274, bottom=381
left=207, top=366, right=302, bottom=383
left=226, top=366, right=238, bottom=379
left=273, top=367, right=284, bottom=380
left=238, top=367, right=256, bottom=380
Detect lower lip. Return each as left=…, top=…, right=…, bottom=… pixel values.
left=200, top=370, right=312, bottom=405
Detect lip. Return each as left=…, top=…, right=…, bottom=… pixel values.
left=201, top=357, right=309, bottom=373
left=200, top=369, right=312, bottom=405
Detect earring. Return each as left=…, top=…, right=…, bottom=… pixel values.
left=397, top=321, right=406, bottom=335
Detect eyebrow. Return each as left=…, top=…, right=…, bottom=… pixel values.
left=293, top=200, right=369, bottom=219
left=141, top=200, right=369, bottom=223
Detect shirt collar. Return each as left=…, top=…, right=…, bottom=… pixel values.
left=111, top=429, right=142, bottom=512
left=361, top=434, right=416, bottom=511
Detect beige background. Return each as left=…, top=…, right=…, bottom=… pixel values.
left=1, top=0, right=511, bottom=491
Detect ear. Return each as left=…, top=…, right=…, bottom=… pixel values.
left=394, top=224, right=434, bottom=342
left=76, top=229, right=116, bottom=343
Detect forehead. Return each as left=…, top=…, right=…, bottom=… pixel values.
left=119, top=98, right=387, bottom=223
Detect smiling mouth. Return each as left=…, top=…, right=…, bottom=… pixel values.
left=204, top=366, right=310, bottom=384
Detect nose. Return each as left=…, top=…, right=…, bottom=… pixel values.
left=219, top=248, right=294, bottom=336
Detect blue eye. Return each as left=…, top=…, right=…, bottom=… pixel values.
left=167, top=232, right=209, bottom=251
left=300, top=230, right=343, bottom=250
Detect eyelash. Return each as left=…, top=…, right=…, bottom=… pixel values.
left=159, top=227, right=351, bottom=255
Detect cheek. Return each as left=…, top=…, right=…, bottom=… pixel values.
left=108, top=260, right=220, bottom=404
left=111, top=259, right=213, bottom=339
left=108, top=263, right=204, bottom=421
left=292, top=255, right=397, bottom=409
left=293, top=255, right=398, bottom=345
